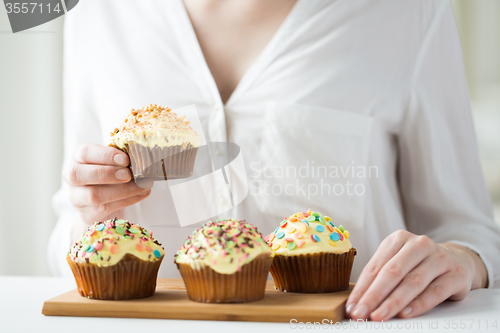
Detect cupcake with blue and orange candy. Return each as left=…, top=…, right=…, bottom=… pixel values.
left=265, top=209, right=356, bottom=293
left=67, top=218, right=164, bottom=300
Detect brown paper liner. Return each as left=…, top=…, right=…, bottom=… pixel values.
left=121, top=141, right=198, bottom=180
left=270, top=248, right=356, bottom=293
left=67, top=254, right=163, bottom=300
left=176, top=254, right=273, bottom=303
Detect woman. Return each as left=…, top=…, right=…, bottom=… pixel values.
left=49, top=0, right=500, bottom=321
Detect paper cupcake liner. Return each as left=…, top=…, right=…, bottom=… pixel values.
left=124, top=141, right=198, bottom=180
left=270, top=248, right=356, bottom=293
left=66, top=254, right=163, bottom=300
left=176, top=254, right=273, bottom=303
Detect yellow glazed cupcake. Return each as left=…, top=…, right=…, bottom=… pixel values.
left=110, top=104, right=201, bottom=180
left=175, top=219, right=274, bottom=303
left=67, top=218, right=165, bottom=300
left=266, top=209, right=356, bottom=293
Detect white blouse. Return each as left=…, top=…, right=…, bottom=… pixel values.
left=49, top=0, right=500, bottom=287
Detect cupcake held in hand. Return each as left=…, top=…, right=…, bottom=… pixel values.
left=266, top=209, right=356, bottom=293
left=67, top=218, right=164, bottom=300
left=110, top=104, right=201, bottom=180
left=175, top=219, right=274, bottom=303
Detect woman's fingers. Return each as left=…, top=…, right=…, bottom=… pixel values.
left=346, top=230, right=411, bottom=317
left=79, top=191, right=151, bottom=224
left=350, top=234, right=434, bottom=320
left=397, top=269, right=467, bottom=319
left=69, top=179, right=153, bottom=208
left=370, top=246, right=451, bottom=321
left=73, top=143, right=129, bottom=167
left=64, top=163, right=132, bottom=185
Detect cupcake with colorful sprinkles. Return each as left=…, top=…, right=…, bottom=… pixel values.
left=67, top=218, right=165, bottom=300
left=175, top=218, right=274, bottom=303
left=266, top=209, right=356, bottom=293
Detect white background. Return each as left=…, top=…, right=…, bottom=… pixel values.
left=0, top=0, right=499, bottom=277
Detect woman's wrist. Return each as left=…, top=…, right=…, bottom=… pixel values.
left=439, top=242, right=488, bottom=289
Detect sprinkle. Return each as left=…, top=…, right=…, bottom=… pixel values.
left=276, top=232, right=285, bottom=239
left=86, top=245, right=95, bottom=252
left=311, top=212, right=320, bottom=217
left=136, top=243, right=145, bottom=252
left=310, top=234, right=318, bottom=242
left=339, top=225, right=345, bottom=232
left=295, top=232, right=303, bottom=239
left=334, top=227, right=341, bottom=234
left=109, top=244, right=119, bottom=254
left=338, top=232, right=344, bottom=241
left=289, top=217, right=298, bottom=222
left=287, top=227, right=296, bottom=233
left=146, top=246, right=153, bottom=252
left=316, top=225, right=325, bottom=232
left=115, top=225, right=125, bottom=234
left=329, top=239, right=338, bottom=247
left=94, top=242, right=103, bottom=251
left=274, top=227, right=280, bottom=234
left=343, top=230, right=350, bottom=239
left=81, top=244, right=90, bottom=252
left=284, top=237, right=294, bottom=242
left=330, top=233, right=340, bottom=241
left=129, top=228, right=140, bottom=234
left=154, top=249, right=162, bottom=258
left=306, top=215, right=316, bottom=222
left=303, top=212, right=310, bottom=217
left=296, top=240, right=305, bottom=248
left=325, top=216, right=332, bottom=222
left=149, top=230, right=153, bottom=238
left=272, top=242, right=281, bottom=250
left=318, top=216, right=326, bottom=225
left=313, top=234, right=321, bottom=242
left=88, top=228, right=96, bottom=236
left=327, top=224, right=335, bottom=232
left=287, top=241, right=296, bottom=250
left=299, top=223, right=308, bottom=233
left=280, top=221, right=288, bottom=228
left=264, top=234, right=272, bottom=243
left=280, top=239, right=288, bottom=248
left=96, top=223, right=105, bottom=231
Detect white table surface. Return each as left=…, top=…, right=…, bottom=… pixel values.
left=1, top=276, right=499, bottom=333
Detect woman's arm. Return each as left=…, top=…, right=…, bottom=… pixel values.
left=346, top=1, right=500, bottom=321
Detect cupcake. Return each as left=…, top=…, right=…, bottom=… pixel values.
left=67, top=218, right=165, bottom=300
left=266, top=209, right=356, bottom=293
left=175, top=219, right=274, bottom=303
left=109, top=104, right=201, bottom=180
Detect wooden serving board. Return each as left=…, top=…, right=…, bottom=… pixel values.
left=42, top=279, right=353, bottom=323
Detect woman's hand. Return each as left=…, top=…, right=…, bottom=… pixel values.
left=63, top=143, right=153, bottom=229
left=346, top=230, right=488, bottom=321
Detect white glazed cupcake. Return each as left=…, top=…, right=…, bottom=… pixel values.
left=110, top=104, right=201, bottom=180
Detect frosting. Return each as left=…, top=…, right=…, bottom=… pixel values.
left=266, top=209, right=352, bottom=256
left=110, top=104, right=201, bottom=149
left=68, top=218, right=164, bottom=266
left=175, top=219, right=274, bottom=274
